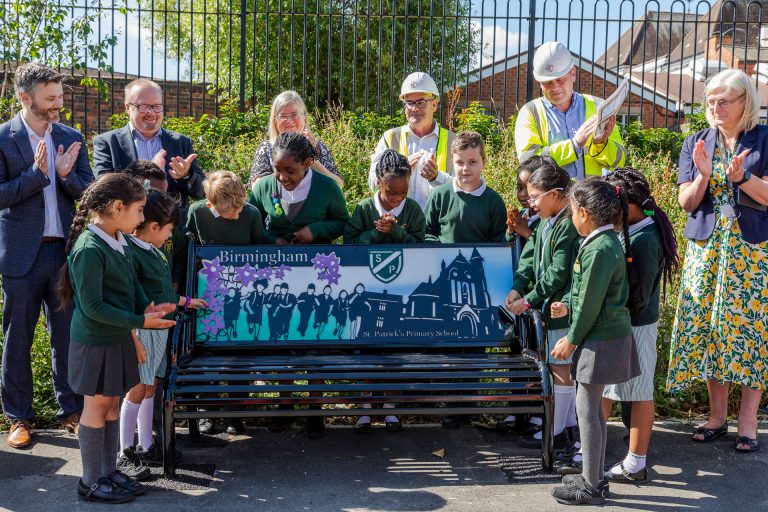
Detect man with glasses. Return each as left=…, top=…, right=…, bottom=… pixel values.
left=368, top=72, right=456, bottom=209
left=93, top=78, right=205, bottom=217
left=515, top=41, right=626, bottom=179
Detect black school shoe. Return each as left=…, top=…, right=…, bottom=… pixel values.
left=77, top=478, right=135, bottom=504
left=551, top=474, right=606, bottom=505
left=604, top=461, right=648, bottom=483
left=116, top=447, right=151, bottom=481
left=562, top=474, right=609, bottom=498
left=519, top=429, right=570, bottom=449
left=227, top=419, right=245, bottom=435
left=107, top=470, right=147, bottom=496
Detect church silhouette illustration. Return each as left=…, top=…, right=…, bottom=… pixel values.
left=359, top=249, right=503, bottom=339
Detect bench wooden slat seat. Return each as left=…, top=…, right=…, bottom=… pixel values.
left=162, top=241, right=554, bottom=477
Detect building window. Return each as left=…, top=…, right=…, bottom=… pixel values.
left=616, top=112, right=641, bottom=127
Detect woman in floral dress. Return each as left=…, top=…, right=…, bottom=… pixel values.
left=669, top=69, right=768, bottom=452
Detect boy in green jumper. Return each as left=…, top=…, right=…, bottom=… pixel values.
left=344, top=149, right=426, bottom=244
left=249, top=132, right=348, bottom=245
left=424, top=131, right=507, bottom=243
left=186, top=171, right=266, bottom=245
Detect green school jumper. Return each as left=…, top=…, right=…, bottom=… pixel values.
left=512, top=211, right=581, bottom=331
left=249, top=172, right=349, bottom=244
left=343, top=197, right=426, bottom=244
left=424, top=183, right=507, bottom=243
left=69, top=230, right=148, bottom=346
left=628, top=222, right=663, bottom=326
left=565, top=229, right=632, bottom=346
left=186, top=201, right=265, bottom=245
left=129, top=236, right=180, bottom=320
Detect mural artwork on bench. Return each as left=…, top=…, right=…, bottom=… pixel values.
left=194, top=245, right=514, bottom=345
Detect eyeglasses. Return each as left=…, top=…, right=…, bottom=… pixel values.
left=706, top=93, right=746, bottom=109
left=403, top=98, right=433, bottom=110
left=277, top=112, right=303, bottom=121
left=528, top=188, right=563, bottom=203
left=130, top=103, right=164, bottom=114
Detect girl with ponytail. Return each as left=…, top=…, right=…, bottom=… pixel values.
left=58, top=173, right=177, bottom=503
left=600, top=168, right=678, bottom=484
left=548, top=177, right=640, bottom=505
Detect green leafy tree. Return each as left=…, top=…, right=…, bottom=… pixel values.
left=138, top=0, right=481, bottom=114
left=0, top=0, right=123, bottom=120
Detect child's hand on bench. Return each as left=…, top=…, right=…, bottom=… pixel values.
left=550, top=302, right=568, bottom=319
left=178, top=296, right=208, bottom=309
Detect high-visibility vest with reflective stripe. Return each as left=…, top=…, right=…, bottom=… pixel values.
left=515, top=94, right=626, bottom=176
left=384, top=124, right=453, bottom=173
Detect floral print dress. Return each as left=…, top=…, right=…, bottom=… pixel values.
left=667, top=146, right=768, bottom=392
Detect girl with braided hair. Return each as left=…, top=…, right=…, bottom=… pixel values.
left=57, top=173, right=177, bottom=503
left=600, top=167, right=678, bottom=484
left=249, top=131, right=348, bottom=245
left=549, top=178, right=640, bottom=505
left=344, top=149, right=426, bottom=244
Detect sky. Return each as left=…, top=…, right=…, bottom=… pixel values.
left=86, top=0, right=709, bottom=79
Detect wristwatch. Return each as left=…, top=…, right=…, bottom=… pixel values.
left=733, top=170, right=752, bottom=186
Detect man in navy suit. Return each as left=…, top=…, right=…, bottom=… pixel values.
left=0, top=63, right=93, bottom=448
left=92, top=78, right=206, bottom=216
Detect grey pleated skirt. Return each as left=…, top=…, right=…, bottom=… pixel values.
left=68, top=337, right=139, bottom=397
left=571, top=333, right=641, bottom=385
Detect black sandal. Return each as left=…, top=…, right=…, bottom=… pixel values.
left=692, top=422, right=727, bottom=442
left=735, top=436, right=759, bottom=453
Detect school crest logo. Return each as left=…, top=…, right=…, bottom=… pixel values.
left=369, top=250, right=403, bottom=283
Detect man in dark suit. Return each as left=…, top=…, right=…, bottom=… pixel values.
left=0, top=63, right=93, bottom=448
left=92, top=78, right=205, bottom=216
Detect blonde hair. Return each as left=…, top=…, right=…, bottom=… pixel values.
left=268, top=90, right=308, bottom=143
left=124, top=78, right=162, bottom=104
left=203, top=171, right=247, bottom=212
left=703, top=69, right=760, bottom=133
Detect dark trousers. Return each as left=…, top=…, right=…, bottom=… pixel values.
left=1, top=241, right=82, bottom=421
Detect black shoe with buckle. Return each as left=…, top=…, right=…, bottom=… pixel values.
left=551, top=474, right=606, bottom=505
left=604, top=461, right=648, bottom=483
left=563, top=474, right=609, bottom=498
left=77, top=478, right=135, bottom=504
left=108, top=470, right=147, bottom=496
left=116, top=447, right=151, bottom=481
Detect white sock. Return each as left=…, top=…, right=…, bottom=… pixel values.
left=553, top=385, right=571, bottom=436
left=502, top=415, right=515, bottom=424
left=565, top=385, right=578, bottom=427
left=137, top=398, right=154, bottom=450
left=573, top=449, right=582, bottom=463
left=357, top=415, right=371, bottom=425
left=384, top=416, right=399, bottom=423
left=119, top=399, right=140, bottom=453
left=620, top=451, right=646, bottom=473
left=529, top=416, right=542, bottom=426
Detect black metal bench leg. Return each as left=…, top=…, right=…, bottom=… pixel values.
left=188, top=407, right=200, bottom=439
left=541, top=394, right=554, bottom=471
left=163, top=400, right=176, bottom=478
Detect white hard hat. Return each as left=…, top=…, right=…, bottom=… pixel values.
left=400, top=72, right=439, bottom=100
left=532, top=41, right=574, bottom=82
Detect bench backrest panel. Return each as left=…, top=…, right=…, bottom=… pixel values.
left=192, top=243, right=515, bottom=349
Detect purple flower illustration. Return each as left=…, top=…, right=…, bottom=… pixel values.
left=208, top=296, right=224, bottom=313
left=312, top=252, right=341, bottom=285
left=201, top=257, right=226, bottom=282
left=202, top=287, right=218, bottom=302
left=235, top=263, right=258, bottom=287
left=273, top=264, right=292, bottom=280
left=201, top=315, right=225, bottom=336
left=255, top=266, right=273, bottom=281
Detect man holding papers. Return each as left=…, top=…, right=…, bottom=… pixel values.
left=515, top=41, right=627, bottom=178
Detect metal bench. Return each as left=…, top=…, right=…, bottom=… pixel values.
left=162, top=241, right=553, bottom=477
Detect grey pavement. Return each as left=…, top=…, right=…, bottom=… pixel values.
left=0, top=421, right=766, bottom=512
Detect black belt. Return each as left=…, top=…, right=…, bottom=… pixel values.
left=42, top=236, right=65, bottom=242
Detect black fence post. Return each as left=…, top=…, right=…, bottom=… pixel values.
left=239, top=0, right=247, bottom=111
left=525, top=0, right=536, bottom=103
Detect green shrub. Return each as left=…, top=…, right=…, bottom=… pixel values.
left=10, top=102, right=764, bottom=430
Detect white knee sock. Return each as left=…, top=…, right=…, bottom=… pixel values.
left=621, top=451, right=646, bottom=473
left=137, top=397, right=154, bottom=450
left=553, top=384, right=572, bottom=436
left=565, top=385, right=578, bottom=427
left=119, top=399, right=141, bottom=453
